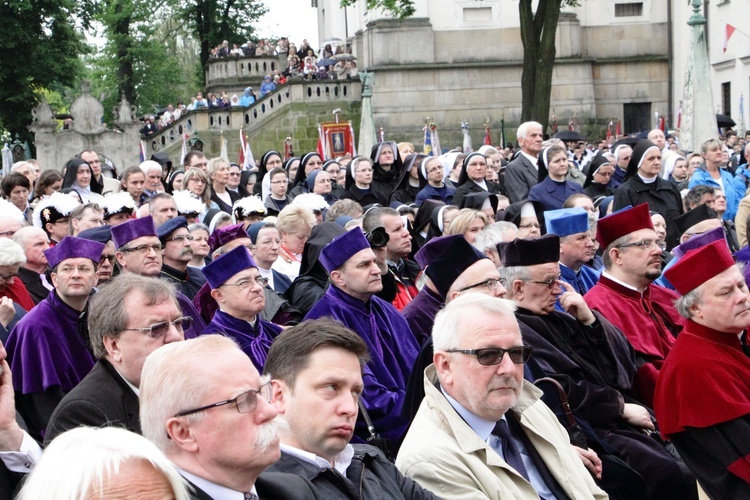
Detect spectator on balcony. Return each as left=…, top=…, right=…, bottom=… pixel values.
left=276, top=37, right=289, bottom=56
left=241, top=40, right=255, bottom=57
left=260, top=75, right=276, bottom=96
left=139, top=115, right=157, bottom=137
left=217, top=90, right=231, bottom=109
left=303, top=55, right=317, bottom=78
left=297, top=39, right=312, bottom=60
left=206, top=92, right=221, bottom=109
left=230, top=43, right=243, bottom=56
left=255, top=39, right=271, bottom=56
left=239, top=87, right=256, bottom=107
left=158, top=104, right=175, bottom=128
left=218, top=40, right=229, bottom=57
left=189, top=92, right=207, bottom=110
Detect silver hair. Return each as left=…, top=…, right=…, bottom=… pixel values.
left=432, top=293, right=518, bottom=351
left=140, top=335, right=241, bottom=453
left=473, top=221, right=519, bottom=253
left=501, top=265, right=531, bottom=298
left=88, top=274, right=178, bottom=359
left=675, top=287, right=702, bottom=319
left=12, top=226, right=47, bottom=250
left=16, top=426, right=190, bottom=500
left=0, top=238, right=26, bottom=266
left=516, top=121, right=543, bottom=141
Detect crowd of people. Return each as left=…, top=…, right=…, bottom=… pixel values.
left=0, top=122, right=749, bottom=498
left=139, top=37, right=358, bottom=138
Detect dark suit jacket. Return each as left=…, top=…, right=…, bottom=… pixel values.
left=505, top=154, right=539, bottom=203
left=16, top=267, right=49, bottom=306
left=44, top=358, right=139, bottom=446
left=186, top=472, right=320, bottom=499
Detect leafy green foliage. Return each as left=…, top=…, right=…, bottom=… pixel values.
left=340, top=0, right=415, bottom=18
left=180, top=0, right=269, bottom=79
left=0, top=0, right=87, bottom=140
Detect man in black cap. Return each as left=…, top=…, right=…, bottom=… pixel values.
left=674, top=204, right=722, bottom=245
left=499, top=234, right=698, bottom=500
left=157, top=216, right=206, bottom=300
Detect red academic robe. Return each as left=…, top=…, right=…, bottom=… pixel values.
left=654, top=320, right=750, bottom=499
left=1, top=279, right=35, bottom=312
left=584, top=274, right=684, bottom=407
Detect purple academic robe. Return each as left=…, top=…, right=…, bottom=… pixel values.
left=203, top=310, right=282, bottom=372
left=7, top=291, right=95, bottom=395
left=401, top=285, right=444, bottom=347
left=305, top=285, right=419, bottom=443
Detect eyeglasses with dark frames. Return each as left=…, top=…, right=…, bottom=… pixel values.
left=445, top=346, right=532, bottom=365
left=121, top=243, right=162, bottom=254
left=521, top=275, right=561, bottom=288
left=456, top=278, right=506, bottom=294
left=174, top=377, right=272, bottom=417
left=122, top=316, right=193, bottom=339
left=221, top=276, right=269, bottom=289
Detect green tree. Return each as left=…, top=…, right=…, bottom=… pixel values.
left=85, top=1, right=201, bottom=122
left=180, top=0, right=269, bottom=81
left=0, top=0, right=88, bottom=141
left=340, top=0, right=414, bottom=18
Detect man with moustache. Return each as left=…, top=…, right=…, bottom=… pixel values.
left=265, top=319, right=437, bottom=499
left=584, top=203, right=684, bottom=407
left=396, top=294, right=606, bottom=499
left=139, top=335, right=318, bottom=499
left=157, top=216, right=206, bottom=300
left=655, top=240, right=750, bottom=499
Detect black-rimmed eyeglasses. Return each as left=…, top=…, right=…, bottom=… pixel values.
left=456, top=278, right=506, bottom=293
left=521, top=275, right=561, bottom=288
left=615, top=239, right=659, bottom=251
left=174, top=378, right=272, bottom=417
left=445, top=346, right=532, bottom=365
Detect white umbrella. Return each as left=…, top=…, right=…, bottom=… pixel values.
left=321, top=37, right=345, bottom=47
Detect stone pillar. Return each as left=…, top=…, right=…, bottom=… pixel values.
left=680, top=0, right=716, bottom=152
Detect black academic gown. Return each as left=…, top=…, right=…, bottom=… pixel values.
left=514, top=308, right=698, bottom=500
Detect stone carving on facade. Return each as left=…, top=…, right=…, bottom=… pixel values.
left=70, top=81, right=106, bottom=134
left=30, top=95, right=57, bottom=129
left=113, top=93, right=136, bottom=126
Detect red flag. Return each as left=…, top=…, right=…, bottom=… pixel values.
left=677, top=106, right=682, bottom=131
left=238, top=129, right=245, bottom=167
left=552, top=115, right=558, bottom=135
left=606, top=121, right=613, bottom=141
left=615, top=119, right=621, bottom=138
left=568, top=118, right=574, bottom=131
left=483, top=125, right=492, bottom=146
left=724, top=24, right=736, bottom=53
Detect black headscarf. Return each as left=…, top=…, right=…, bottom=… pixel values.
left=370, top=141, right=404, bottom=186
left=456, top=152, right=486, bottom=187
left=165, top=169, right=185, bottom=194
left=253, top=150, right=283, bottom=196
left=583, top=154, right=612, bottom=189
left=292, top=152, right=323, bottom=188
left=459, top=191, right=498, bottom=213
left=624, top=139, right=661, bottom=181
left=62, top=158, right=103, bottom=194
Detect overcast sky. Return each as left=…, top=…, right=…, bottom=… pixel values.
left=257, top=0, right=320, bottom=48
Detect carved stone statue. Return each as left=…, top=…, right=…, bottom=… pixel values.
left=30, top=96, right=57, bottom=127
left=113, top=94, right=135, bottom=125
left=359, top=71, right=374, bottom=98
left=70, top=80, right=106, bottom=134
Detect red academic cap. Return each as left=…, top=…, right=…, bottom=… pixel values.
left=664, top=239, right=735, bottom=295
left=596, top=203, right=654, bottom=249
